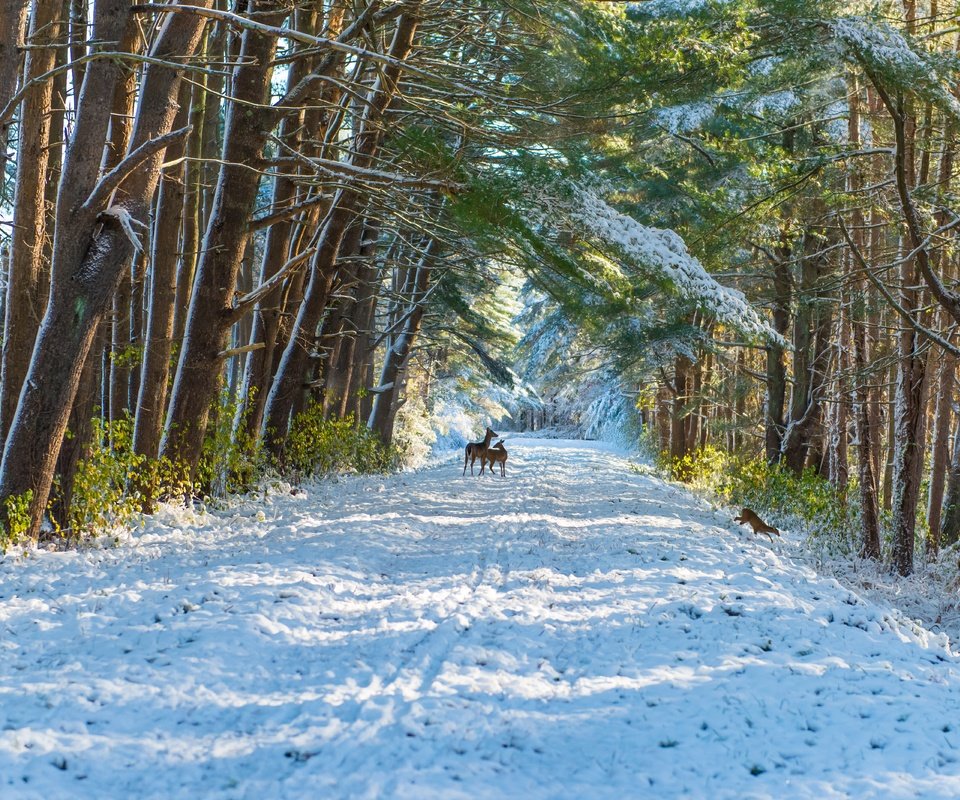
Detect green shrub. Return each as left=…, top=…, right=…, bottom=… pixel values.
left=1, top=490, right=33, bottom=551
left=197, top=388, right=264, bottom=498
left=656, top=444, right=859, bottom=557
left=286, top=407, right=399, bottom=479
left=53, top=415, right=191, bottom=541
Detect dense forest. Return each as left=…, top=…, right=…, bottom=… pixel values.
left=2, top=0, right=960, bottom=579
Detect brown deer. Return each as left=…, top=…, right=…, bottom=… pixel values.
left=483, top=440, right=508, bottom=477
left=463, top=427, right=497, bottom=475
left=734, top=508, right=780, bottom=541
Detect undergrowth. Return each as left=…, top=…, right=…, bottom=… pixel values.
left=653, top=444, right=861, bottom=559
left=648, top=441, right=960, bottom=646
left=2, top=401, right=401, bottom=553
left=286, top=408, right=401, bottom=479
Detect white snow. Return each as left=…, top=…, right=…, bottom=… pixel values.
left=569, top=188, right=780, bottom=343
left=833, top=17, right=960, bottom=123
left=3, top=439, right=960, bottom=798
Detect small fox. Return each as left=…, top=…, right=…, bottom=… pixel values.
left=734, top=508, right=780, bottom=541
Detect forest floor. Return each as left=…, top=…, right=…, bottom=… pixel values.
left=2, top=438, right=960, bottom=799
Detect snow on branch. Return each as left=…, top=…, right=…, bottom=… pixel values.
left=833, top=17, right=960, bottom=122
left=566, top=187, right=780, bottom=342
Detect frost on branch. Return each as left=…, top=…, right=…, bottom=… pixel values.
left=833, top=17, right=960, bottom=122
left=566, top=187, right=778, bottom=342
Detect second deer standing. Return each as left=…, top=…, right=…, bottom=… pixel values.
left=484, top=440, right=508, bottom=477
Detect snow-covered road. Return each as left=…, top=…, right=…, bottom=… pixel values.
left=2, top=438, right=960, bottom=799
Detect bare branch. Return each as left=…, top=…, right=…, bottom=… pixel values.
left=839, top=217, right=960, bottom=357
left=83, top=125, right=192, bottom=213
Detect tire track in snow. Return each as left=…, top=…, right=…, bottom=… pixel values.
left=5, top=439, right=960, bottom=799
left=321, top=449, right=540, bottom=783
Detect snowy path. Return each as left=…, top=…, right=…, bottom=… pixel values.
left=3, top=439, right=960, bottom=799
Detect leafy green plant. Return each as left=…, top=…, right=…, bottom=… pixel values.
left=109, top=342, right=144, bottom=370
left=1, top=490, right=33, bottom=551
left=197, top=388, right=264, bottom=498
left=656, top=444, right=860, bottom=556
left=286, top=407, right=399, bottom=480
left=52, top=415, right=192, bottom=541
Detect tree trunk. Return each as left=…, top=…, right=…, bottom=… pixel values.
left=368, top=249, right=433, bottom=446
left=670, top=354, right=691, bottom=469
left=0, top=0, right=209, bottom=539
left=940, top=417, right=960, bottom=545
left=926, top=343, right=954, bottom=556
left=781, top=229, right=833, bottom=473
left=0, top=0, right=62, bottom=438
left=0, top=0, right=28, bottom=179
left=133, top=86, right=190, bottom=460
left=173, top=68, right=207, bottom=345
left=828, top=302, right=849, bottom=498
left=161, top=1, right=288, bottom=473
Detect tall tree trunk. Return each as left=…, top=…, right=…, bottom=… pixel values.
left=670, top=354, right=691, bottom=470
left=368, top=245, right=434, bottom=446
left=764, top=244, right=791, bottom=463
left=876, top=86, right=929, bottom=576
left=852, top=308, right=881, bottom=559
left=0, top=0, right=28, bottom=179
left=846, top=74, right=881, bottom=558
left=781, top=229, right=833, bottom=473
left=926, top=341, right=954, bottom=555
left=174, top=69, right=208, bottom=345
left=940, top=417, right=960, bottom=545
left=133, top=86, right=190, bottom=460
left=0, top=0, right=61, bottom=438
left=161, top=0, right=288, bottom=473
left=0, top=0, right=209, bottom=539
left=828, top=296, right=849, bottom=498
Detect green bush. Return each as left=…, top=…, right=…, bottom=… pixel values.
left=1, top=490, right=33, bottom=551
left=197, top=388, right=264, bottom=497
left=286, top=407, right=399, bottom=479
left=52, top=415, right=191, bottom=542
left=656, top=444, right=859, bottom=556
left=17, top=397, right=400, bottom=549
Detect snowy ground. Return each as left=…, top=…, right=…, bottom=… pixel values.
left=3, top=439, right=960, bottom=799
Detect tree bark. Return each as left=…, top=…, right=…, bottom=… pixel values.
left=0, top=0, right=209, bottom=539
left=0, top=0, right=62, bottom=438
left=763, top=250, right=790, bottom=461
left=368, top=243, right=434, bottom=445
left=0, top=0, right=28, bottom=179
left=845, top=74, right=881, bottom=558
left=780, top=229, right=833, bottom=473
left=926, top=341, right=954, bottom=555
left=133, top=85, right=191, bottom=460
left=161, top=0, right=288, bottom=473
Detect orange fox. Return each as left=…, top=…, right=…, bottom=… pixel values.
left=734, top=508, right=780, bottom=541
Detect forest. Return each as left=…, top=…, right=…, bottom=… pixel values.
left=9, top=1, right=960, bottom=796
left=0, top=0, right=958, bottom=583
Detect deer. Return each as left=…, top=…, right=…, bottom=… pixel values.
left=463, top=427, right=497, bottom=475
left=733, top=508, right=780, bottom=542
left=483, top=439, right=508, bottom=477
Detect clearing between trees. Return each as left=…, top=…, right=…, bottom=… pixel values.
left=2, top=438, right=959, bottom=799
